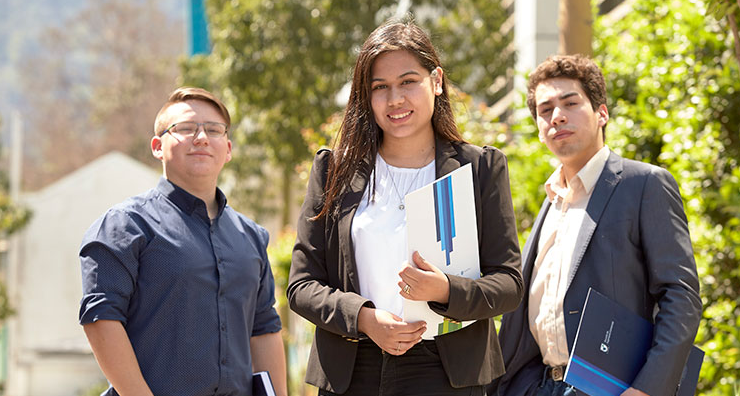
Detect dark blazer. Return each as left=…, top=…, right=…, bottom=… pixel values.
left=288, top=138, right=523, bottom=393
left=489, top=151, right=702, bottom=396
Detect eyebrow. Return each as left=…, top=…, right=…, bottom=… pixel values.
left=537, top=91, right=580, bottom=107
left=371, top=70, right=422, bottom=82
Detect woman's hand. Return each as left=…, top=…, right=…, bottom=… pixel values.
left=357, top=307, right=426, bottom=355
left=398, top=251, right=451, bottom=304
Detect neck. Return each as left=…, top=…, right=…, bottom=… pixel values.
left=379, top=132, right=436, bottom=168
left=560, top=163, right=580, bottom=185
left=560, top=146, right=604, bottom=182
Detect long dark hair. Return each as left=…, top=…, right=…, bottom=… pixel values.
left=315, top=20, right=463, bottom=219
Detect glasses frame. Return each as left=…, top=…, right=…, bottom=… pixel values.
left=159, top=121, right=229, bottom=139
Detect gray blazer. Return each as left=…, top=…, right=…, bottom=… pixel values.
left=288, top=138, right=523, bottom=393
left=489, top=151, right=702, bottom=396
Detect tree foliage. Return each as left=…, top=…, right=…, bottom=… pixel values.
left=182, top=0, right=514, bottom=226
left=0, top=117, right=32, bottom=323
left=183, top=0, right=395, bottom=225
left=593, top=0, right=740, bottom=392
left=421, top=0, right=515, bottom=104
left=706, top=0, right=740, bottom=66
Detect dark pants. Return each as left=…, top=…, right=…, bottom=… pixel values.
left=533, top=367, right=577, bottom=396
left=318, top=340, right=486, bottom=396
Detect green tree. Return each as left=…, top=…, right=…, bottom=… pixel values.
left=423, top=0, right=515, bottom=104
left=182, top=0, right=516, bottom=226
left=707, top=0, right=740, bottom=66
left=594, top=0, right=740, bottom=393
left=0, top=117, right=33, bottom=323
left=183, top=0, right=396, bottom=226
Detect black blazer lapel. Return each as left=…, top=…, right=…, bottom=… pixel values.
left=337, top=164, right=371, bottom=294
left=435, top=137, right=460, bottom=177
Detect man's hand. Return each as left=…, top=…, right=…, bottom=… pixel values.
left=398, top=251, right=450, bottom=304
left=621, top=387, right=649, bottom=396
left=357, top=306, right=426, bottom=355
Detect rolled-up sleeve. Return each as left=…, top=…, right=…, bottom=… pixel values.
left=79, top=209, right=147, bottom=325
left=251, top=226, right=282, bottom=336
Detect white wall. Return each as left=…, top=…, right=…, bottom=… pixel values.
left=6, top=152, right=161, bottom=396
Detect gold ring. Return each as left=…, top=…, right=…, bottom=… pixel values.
left=403, top=284, right=411, bottom=294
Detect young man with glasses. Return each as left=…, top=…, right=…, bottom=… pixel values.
left=79, top=87, right=287, bottom=396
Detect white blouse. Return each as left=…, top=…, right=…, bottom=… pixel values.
left=351, top=154, right=436, bottom=317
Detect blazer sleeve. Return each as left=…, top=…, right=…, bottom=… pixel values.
left=631, top=167, right=702, bottom=396
left=429, top=146, right=523, bottom=321
left=287, top=150, right=372, bottom=338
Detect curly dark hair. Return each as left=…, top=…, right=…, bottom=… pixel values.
left=526, top=55, right=608, bottom=137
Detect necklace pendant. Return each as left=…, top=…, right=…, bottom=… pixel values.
left=399, top=203, right=405, bottom=210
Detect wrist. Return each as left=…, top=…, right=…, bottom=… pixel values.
left=436, top=274, right=451, bottom=304
left=357, top=306, right=375, bottom=335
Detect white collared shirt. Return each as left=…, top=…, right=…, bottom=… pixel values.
left=528, top=145, right=610, bottom=366
left=352, top=154, right=436, bottom=317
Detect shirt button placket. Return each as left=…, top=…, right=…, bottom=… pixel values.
left=210, top=220, right=228, bottom=383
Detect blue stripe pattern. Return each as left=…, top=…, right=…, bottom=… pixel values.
left=567, top=355, right=629, bottom=396
left=433, top=176, right=455, bottom=266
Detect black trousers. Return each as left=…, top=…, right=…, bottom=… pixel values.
left=318, top=340, right=486, bottom=396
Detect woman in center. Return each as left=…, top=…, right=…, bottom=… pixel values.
left=288, top=20, right=523, bottom=396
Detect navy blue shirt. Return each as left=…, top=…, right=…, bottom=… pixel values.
left=79, top=178, right=281, bottom=396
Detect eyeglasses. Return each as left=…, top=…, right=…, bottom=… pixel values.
left=160, top=121, right=228, bottom=139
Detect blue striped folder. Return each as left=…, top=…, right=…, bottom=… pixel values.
left=404, top=164, right=479, bottom=339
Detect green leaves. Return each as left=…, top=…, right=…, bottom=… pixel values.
left=706, top=0, right=739, bottom=21
left=594, top=0, right=740, bottom=392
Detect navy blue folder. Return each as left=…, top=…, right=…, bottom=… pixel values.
left=676, top=346, right=705, bottom=396
left=564, top=288, right=703, bottom=396
left=253, top=371, right=276, bottom=396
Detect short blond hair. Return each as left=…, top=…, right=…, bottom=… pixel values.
left=154, top=87, right=231, bottom=135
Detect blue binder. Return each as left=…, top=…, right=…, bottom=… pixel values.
left=564, top=288, right=703, bottom=396
left=253, top=371, right=276, bottom=396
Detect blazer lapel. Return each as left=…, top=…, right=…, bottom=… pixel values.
left=337, top=163, right=371, bottom=294
left=567, top=151, right=623, bottom=287
left=523, top=198, right=551, bottom=287
left=435, top=137, right=460, bottom=177
left=338, top=139, right=459, bottom=294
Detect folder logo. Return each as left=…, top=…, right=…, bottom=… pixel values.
left=433, top=176, right=456, bottom=266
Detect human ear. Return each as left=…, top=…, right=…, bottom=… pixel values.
left=151, top=135, right=164, bottom=160
left=431, top=67, right=443, bottom=96
left=597, top=104, right=609, bottom=127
